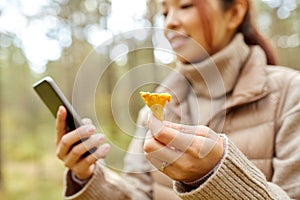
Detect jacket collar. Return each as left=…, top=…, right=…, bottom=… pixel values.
left=156, top=36, right=270, bottom=124
left=226, top=46, right=269, bottom=109
left=207, top=46, right=270, bottom=129
left=177, top=34, right=250, bottom=99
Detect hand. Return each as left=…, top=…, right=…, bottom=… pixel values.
left=144, top=114, right=224, bottom=183
left=56, top=106, right=110, bottom=180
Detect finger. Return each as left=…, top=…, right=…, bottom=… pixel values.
left=144, top=135, right=182, bottom=164
left=175, top=123, right=220, bottom=144
left=145, top=154, right=169, bottom=171
left=64, top=134, right=105, bottom=168
left=160, top=126, right=220, bottom=159
left=70, top=143, right=110, bottom=180
left=73, top=143, right=110, bottom=173
left=199, top=135, right=222, bottom=158
left=163, top=121, right=209, bottom=137
left=90, top=143, right=110, bottom=160
left=82, top=118, right=93, bottom=125
left=147, top=113, right=164, bottom=136
left=56, top=125, right=96, bottom=159
left=148, top=118, right=196, bottom=152
left=145, top=155, right=180, bottom=181
left=56, top=106, right=68, bottom=146
left=149, top=113, right=208, bottom=138
left=163, top=120, right=220, bottom=143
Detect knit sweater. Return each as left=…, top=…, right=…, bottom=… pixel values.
left=63, top=34, right=300, bottom=199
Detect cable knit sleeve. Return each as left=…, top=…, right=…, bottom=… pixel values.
left=64, top=162, right=152, bottom=200
left=173, top=136, right=290, bottom=199
left=63, top=107, right=154, bottom=200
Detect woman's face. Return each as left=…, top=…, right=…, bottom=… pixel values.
left=162, top=0, right=234, bottom=63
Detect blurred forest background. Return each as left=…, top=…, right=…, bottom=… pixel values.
left=0, top=0, right=300, bottom=199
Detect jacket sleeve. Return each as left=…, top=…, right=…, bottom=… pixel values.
left=63, top=107, right=154, bottom=200
left=173, top=136, right=291, bottom=199
left=174, top=72, right=300, bottom=200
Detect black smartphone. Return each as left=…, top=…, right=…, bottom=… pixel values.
left=33, top=76, right=96, bottom=157
left=33, top=76, right=82, bottom=130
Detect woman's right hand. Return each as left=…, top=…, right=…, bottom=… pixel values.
left=55, top=106, right=110, bottom=180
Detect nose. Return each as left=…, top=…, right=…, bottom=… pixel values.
left=164, top=9, right=180, bottom=30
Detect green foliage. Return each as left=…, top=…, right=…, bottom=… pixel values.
left=0, top=0, right=300, bottom=199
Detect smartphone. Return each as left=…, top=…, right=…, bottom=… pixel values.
left=33, top=76, right=96, bottom=157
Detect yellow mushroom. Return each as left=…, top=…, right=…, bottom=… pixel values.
left=140, top=91, right=172, bottom=121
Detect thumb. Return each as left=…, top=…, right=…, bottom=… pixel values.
left=148, top=112, right=164, bottom=137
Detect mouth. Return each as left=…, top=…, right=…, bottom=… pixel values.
left=166, top=32, right=189, bottom=50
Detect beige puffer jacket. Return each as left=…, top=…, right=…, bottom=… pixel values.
left=64, top=35, right=300, bottom=199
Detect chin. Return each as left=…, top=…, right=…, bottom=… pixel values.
left=175, top=46, right=209, bottom=64
left=176, top=54, right=208, bottom=64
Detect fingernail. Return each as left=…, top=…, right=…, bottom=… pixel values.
left=58, top=106, right=63, bottom=115
left=101, top=143, right=110, bottom=152
left=86, top=125, right=96, bottom=133
left=149, top=117, right=163, bottom=136
left=95, top=134, right=104, bottom=141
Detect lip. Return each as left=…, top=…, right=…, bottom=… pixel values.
left=166, top=32, right=189, bottom=50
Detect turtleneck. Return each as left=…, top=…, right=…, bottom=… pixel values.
left=177, top=34, right=250, bottom=99
left=175, top=34, right=250, bottom=125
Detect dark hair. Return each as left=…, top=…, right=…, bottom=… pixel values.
left=221, top=0, right=277, bottom=65
left=192, top=0, right=276, bottom=65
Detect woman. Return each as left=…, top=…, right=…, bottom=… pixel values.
left=56, top=0, right=300, bottom=199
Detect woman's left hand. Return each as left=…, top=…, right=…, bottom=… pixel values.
left=144, top=113, right=224, bottom=183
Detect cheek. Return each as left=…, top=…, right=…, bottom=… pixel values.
left=207, top=13, right=231, bottom=54
left=192, top=32, right=212, bottom=53
left=186, top=18, right=213, bottom=55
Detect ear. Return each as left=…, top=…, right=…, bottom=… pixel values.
left=226, top=0, right=248, bottom=31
